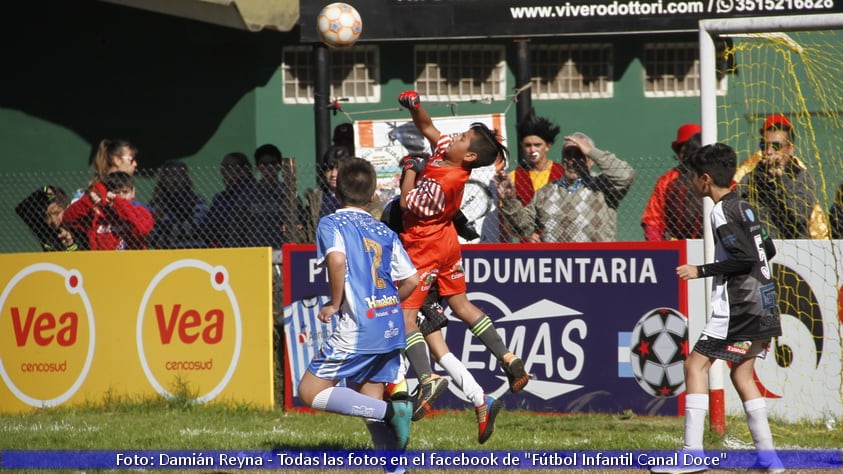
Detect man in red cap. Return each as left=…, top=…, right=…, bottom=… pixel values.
left=735, top=113, right=828, bottom=239
left=641, top=123, right=703, bottom=240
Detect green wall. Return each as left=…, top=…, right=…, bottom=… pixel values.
left=1, top=0, right=290, bottom=172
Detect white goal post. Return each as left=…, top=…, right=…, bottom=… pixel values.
left=699, top=13, right=843, bottom=147
left=698, top=13, right=843, bottom=432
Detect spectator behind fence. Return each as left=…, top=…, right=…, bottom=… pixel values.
left=203, top=152, right=260, bottom=248
left=303, top=145, right=353, bottom=241
left=16, top=185, right=87, bottom=251
left=63, top=171, right=154, bottom=250
left=253, top=143, right=305, bottom=247
left=828, top=183, right=843, bottom=239
left=333, top=122, right=355, bottom=157
left=641, top=124, right=704, bottom=240
left=92, top=138, right=138, bottom=182
left=496, top=113, right=564, bottom=242
left=148, top=160, right=209, bottom=249
left=497, top=132, right=635, bottom=242
left=735, top=113, right=827, bottom=239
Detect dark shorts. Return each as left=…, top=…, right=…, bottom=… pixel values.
left=693, top=336, right=771, bottom=364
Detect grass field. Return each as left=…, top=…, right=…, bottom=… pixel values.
left=1, top=390, right=840, bottom=473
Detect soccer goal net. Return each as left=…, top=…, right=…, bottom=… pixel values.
left=699, top=14, right=843, bottom=424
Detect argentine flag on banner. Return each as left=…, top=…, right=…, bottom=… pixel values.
left=617, top=332, right=633, bottom=378
left=283, top=296, right=338, bottom=397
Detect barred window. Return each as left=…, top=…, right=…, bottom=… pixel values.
left=643, top=42, right=727, bottom=97
left=414, top=45, right=507, bottom=102
left=282, top=45, right=380, bottom=104
left=529, top=43, right=613, bottom=100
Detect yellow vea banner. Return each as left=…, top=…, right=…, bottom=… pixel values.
left=0, top=248, right=273, bottom=413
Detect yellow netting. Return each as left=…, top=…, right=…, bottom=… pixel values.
left=717, top=29, right=843, bottom=422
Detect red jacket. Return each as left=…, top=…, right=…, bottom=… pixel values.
left=63, top=195, right=154, bottom=250
left=641, top=167, right=702, bottom=241
left=513, top=162, right=565, bottom=205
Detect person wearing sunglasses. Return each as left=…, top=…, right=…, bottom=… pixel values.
left=91, top=138, right=139, bottom=182
left=735, top=113, right=827, bottom=239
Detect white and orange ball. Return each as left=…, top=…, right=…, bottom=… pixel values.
left=316, top=3, right=363, bottom=48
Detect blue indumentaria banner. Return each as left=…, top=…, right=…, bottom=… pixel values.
left=282, top=241, right=688, bottom=415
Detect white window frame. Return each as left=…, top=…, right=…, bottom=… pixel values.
left=643, top=42, right=727, bottom=98
left=529, top=43, right=614, bottom=100
left=282, top=45, right=380, bottom=104
left=413, top=44, right=507, bottom=102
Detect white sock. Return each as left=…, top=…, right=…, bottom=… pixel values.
left=683, top=393, right=709, bottom=451
left=744, top=397, right=776, bottom=451
left=439, top=352, right=485, bottom=406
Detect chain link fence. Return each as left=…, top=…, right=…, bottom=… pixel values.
left=1, top=158, right=696, bottom=255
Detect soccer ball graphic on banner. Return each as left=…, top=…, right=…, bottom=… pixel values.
left=316, top=3, right=363, bottom=48
left=629, top=307, right=689, bottom=398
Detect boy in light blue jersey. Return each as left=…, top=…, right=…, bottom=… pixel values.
left=298, top=158, right=419, bottom=456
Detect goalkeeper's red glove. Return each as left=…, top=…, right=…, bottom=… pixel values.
left=398, top=90, right=421, bottom=110
left=400, top=154, right=426, bottom=174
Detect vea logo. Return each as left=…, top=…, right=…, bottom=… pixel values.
left=0, top=263, right=95, bottom=407
left=137, top=260, right=242, bottom=403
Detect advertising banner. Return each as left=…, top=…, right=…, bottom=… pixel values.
left=300, top=1, right=843, bottom=42
left=283, top=241, right=688, bottom=415
left=0, top=248, right=274, bottom=413
left=354, top=114, right=505, bottom=242
left=723, top=240, right=843, bottom=421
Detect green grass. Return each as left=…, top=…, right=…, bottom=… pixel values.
left=0, top=392, right=840, bottom=473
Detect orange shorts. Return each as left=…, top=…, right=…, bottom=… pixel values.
left=400, top=230, right=465, bottom=309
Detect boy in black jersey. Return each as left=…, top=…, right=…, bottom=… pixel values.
left=654, top=143, right=783, bottom=474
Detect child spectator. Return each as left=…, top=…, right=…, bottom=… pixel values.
left=63, top=171, right=154, bottom=250
left=253, top=143, right=304, bottom=246
left=333, top=122, right=355, bottom=156
left=395, top=90, right=529, bottom=419
left=298, top=157, right=416, bottom=455
left=660, top=143, right=784, bottom=473
left=203, top=152, right=259, bottom=248
left=148, top=160, right=208, bottom=249
left=16, top=185, right=87, bottom=251
left=303, top=145, right=353, bottom=241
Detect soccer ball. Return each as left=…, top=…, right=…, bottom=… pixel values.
left=629, top=307, right=689, bottom=398
left=316, top=3, right=363, bottom=48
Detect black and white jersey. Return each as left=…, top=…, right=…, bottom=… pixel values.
left=704, top=192, right=782, bottom=341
